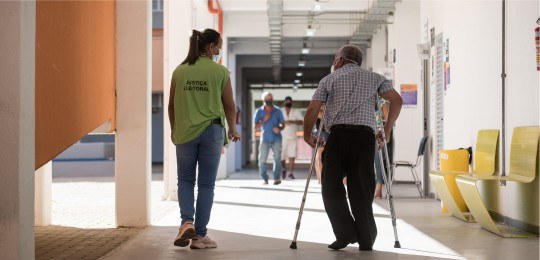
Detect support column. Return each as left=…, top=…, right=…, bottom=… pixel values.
left=223, top=39, right=235, bottom=178
left=163, top=0, right=193, bottom=201
left=115, top=0, right=152, bottom=227
left=0, top=0, right=36, bottom=259
left=35, top=162, right=52, bottom=226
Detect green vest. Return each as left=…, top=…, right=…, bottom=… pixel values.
left=172, top=57, right=229, bottom=145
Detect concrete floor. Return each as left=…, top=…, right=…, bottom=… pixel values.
left=100, top=167, right=539, bottom=260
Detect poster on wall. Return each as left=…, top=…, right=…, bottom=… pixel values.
left=444, top=38, right=451, bottom=93
left=417, top=43, right=430, bottom=60
left=376, top=68, right=394, bottom=87
left=534, top=18, right=540, bottom=71
left=401, top=84, right=418, bottom=107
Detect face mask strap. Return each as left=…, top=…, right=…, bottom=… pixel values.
left=343, top=57, right=358, bottom=65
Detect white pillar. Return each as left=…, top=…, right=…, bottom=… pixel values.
left=163, top=0, right=193, bottom=201
left=115, top=0, right=152, bottom=227
left=35, top=162, right=52, bottom=226
left=223, top=39, right=239, bottom=177
left=0, top=0, right=36, bottom=259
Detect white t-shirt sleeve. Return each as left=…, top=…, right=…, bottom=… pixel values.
left=293, top=110, right=303, bottom=121
left=280, top=108, right=287, bottom=120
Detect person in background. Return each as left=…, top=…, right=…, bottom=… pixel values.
left=280, top=96, right=303, bottom=180
left=168, top=29, right=241, bottom=250
left=303, top=44, right=403, bottom=251
left=254, top=92, right=285, bottom=185
left=374, top=99, right=394, bottom=199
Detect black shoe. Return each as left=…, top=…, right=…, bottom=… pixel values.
left=273, top=179, right=282, bottom=185
left=263, top=180, right=269, bottom=185
left=359, top=246, right=373, bottom=251
left=328, top=237, right=357, bottom=250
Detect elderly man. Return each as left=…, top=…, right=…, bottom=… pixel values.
left=303, top=45, right=403, bottom=251
left=254, top=92, right=285, bottom=185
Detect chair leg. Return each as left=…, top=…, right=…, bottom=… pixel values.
left=411, top=167, right=424, bottom=198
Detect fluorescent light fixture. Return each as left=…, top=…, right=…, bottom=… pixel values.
left=313, top=3, right=324, bottom=12
left=296, top=72, right=303, bottom=77
left=306, top=28, right=316, bottom=37
left=298, top=60, right=306, bottom=67
left=301, top=48, right=311, bottom=54
left=294, top=79, right=301, bottom=84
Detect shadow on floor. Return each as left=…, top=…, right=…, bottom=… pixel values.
left=102, top=227, right=452, bottom=260
left=35, top=226, right=142, bottom=260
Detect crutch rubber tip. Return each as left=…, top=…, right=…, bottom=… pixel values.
left=290, top=242, right=297, bottom=249
left=394, top=241, right=401, bottom=248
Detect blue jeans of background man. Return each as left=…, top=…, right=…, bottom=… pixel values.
left=175, top=124, right=223, bottom=237
left=375, top=131, right=394, bottom=184
left=258, top=140, right=282, bottom=181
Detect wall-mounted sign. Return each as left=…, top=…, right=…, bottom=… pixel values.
left=376, top=67, right=394, bottom=87
left=444, top=38, right=451, bottom=92
left=417, top=43, right=430, bottom=60
left=534, top=24, right=540, bottom=71
left=430, top=27, right=436, bottom=47
left=401, top=84, right=418, bottom=107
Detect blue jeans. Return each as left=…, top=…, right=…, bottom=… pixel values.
left=175, top=124, right=223, bottom=237
left=258, top=140, right=282, bottom=181
left=375, top=132, right=394, bottom=184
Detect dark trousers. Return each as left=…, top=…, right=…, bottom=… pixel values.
left=321, top=126, right=377, bottom=247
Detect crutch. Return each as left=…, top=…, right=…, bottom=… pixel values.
left=375, top=96, right=401, bottom=248
left=290, top=109, right=326, bottom=250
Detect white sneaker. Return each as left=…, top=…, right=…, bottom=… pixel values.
left=190, top=235, right=217, bottom=249
left=174, top=221, right=195, bottom=247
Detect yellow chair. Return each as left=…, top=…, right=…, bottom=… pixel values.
left=430, top=130, right=499, bottom=222
left=456, top=126, right=539, bottom=237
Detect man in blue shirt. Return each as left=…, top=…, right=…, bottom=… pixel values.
left=254, top=92, right=285, bottom=185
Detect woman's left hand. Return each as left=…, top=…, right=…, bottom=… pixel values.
left=228, top=130, right=242, bottom=142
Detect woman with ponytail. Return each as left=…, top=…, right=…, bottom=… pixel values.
left=168, top=28, right=241, bottom=249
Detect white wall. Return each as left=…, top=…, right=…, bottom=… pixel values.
left=420, top=0, right=539, bottom=226
left=35, top=162, right=52, bottom=226
left=498, top=0, right=539, bottom=226
left=163, top=0, right=230, bottom=192
left=0, top=1, right=36, bottom=259
left=369, top=0, right=423, bottom=183
left=193, top=0, right=217, bottom=30
left=115, top=0, right=152, bottom=227
left=389, top=0, right=423, bottom=183
left=369, top=26, right=388, bottom=71
left=163, top=0, right=194, bottom=200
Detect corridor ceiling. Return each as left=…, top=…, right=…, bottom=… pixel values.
left=222, top=0, right=399, bottom=82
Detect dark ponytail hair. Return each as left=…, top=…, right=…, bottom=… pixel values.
left=181, top=29, right=221, bottom=65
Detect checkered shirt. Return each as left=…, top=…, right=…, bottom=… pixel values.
left=312, top=64, right=394, bottom=132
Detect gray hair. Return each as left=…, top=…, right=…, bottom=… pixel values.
left=339, top=44, right=363, bottom=66
left=261, top=91, right=272, bottom=100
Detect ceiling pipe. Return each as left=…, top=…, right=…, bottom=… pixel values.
left=208, top=0, right=223, bottom=34
left=268, top=0, right=283, bottom=82
left=349, top=0, right=399, bottom=45
left=282, top=11, right=367, bottom=17
left=500, top=0, right=507, bottom=185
